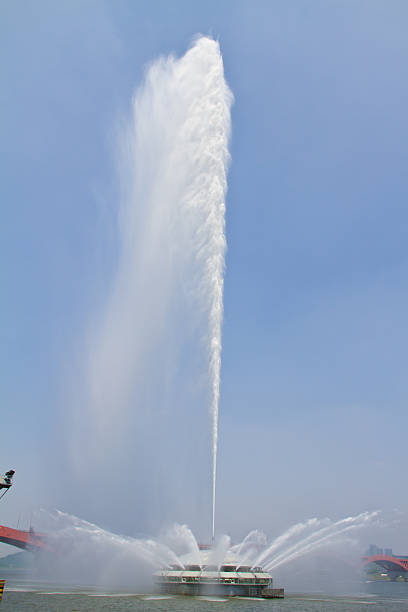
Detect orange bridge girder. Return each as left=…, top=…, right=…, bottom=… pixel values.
left=362, top=554, right=408, bottom=573
left=0, top=525, right=48, bottom=552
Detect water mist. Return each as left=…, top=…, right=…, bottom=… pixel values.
left=50, top=38, right=382, bottom=594
left=73, top=36, right=232, bottom=538
left=35, top=509, right=379, bottom=590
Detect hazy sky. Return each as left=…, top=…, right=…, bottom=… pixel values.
left=2, top=1, right=408, bottom=555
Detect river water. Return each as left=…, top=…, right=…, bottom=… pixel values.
left=1, top=580, right=408, bottom=612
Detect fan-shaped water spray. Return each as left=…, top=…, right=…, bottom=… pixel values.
left=36, top=509, right=379, bottom=589
left=252, top=511, right=380, bottom=571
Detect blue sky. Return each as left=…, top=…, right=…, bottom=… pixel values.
left=2, top=1, right=408, bottom=551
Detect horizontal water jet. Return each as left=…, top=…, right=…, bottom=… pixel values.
left=24, top=508, right=379, bottom=597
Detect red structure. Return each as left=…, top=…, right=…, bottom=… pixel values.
left=362, top=554, right=408, bottom=574
left=0, top=525, right=48, bottom=551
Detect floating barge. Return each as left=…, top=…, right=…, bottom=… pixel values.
left=154, top=554, right=284, bottom=598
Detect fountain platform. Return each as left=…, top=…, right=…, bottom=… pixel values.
left=153, top=548, right=284, bottom=598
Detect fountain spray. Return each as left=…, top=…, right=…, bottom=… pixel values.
left=81, top=36, right=232, bottom=538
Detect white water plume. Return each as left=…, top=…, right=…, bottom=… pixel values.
left=159, top=523, right=201, bottom=566
left=231, top=530, right=267, bottom=567
left=73, top=36, right=232, bottom=537
left=251, top=518, right=321, bottom=568
left=37, top=510, right=185, bottom=587
left=207, top=534, right=231, bottom=569
left=34, top=509, right=379, bottom=587
left=260, top=511, right=379, bottom=571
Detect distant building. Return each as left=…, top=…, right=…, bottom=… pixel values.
left=367, top=544, right=393, bottom=557
left=368, top=544, right=383, bottom=556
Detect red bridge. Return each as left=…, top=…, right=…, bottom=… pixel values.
left=0, top=525, right=48, bottom=552
left=362, top=554, right=408, bottom=574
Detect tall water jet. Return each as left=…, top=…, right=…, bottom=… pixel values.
left=73, top=36, right=232, bottom=537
